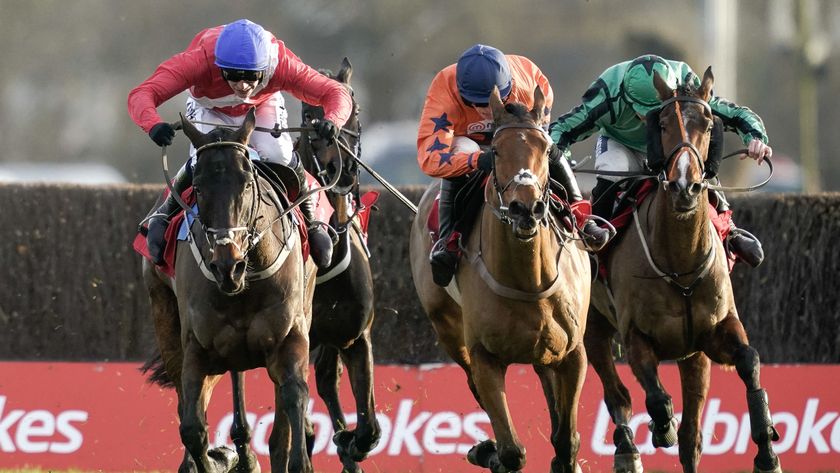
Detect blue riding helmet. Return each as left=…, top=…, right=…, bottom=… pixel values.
left=622, top=54, right=678, bottom=115
left=214, top=19, right=270, bottom=71
left=456, top=44, right=512, bottom=105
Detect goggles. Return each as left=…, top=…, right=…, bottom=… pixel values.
left=220, top=68, right=265, bottom=83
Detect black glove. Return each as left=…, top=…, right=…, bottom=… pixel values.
left=476, top=150, right=494, bottom=172
left=314, top=119, right=339, bottom=143
left=149, top=122, right=175, bottom=147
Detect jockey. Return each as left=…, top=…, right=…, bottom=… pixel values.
left=549, top=54, right=770, bottom=267
left=127, top=19, right=351, bottom=269
left=417, top=44, right=611, bottom=287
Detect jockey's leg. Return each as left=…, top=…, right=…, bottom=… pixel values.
left=710, top=187, right=764, bottom=267
left=550, top=152, right=611, bottom=251
left=590, top=177, right=618, bottom=221
left=291, top=157, right=334, bottom=269
left=429, top=176, right=467, bottom=287
left=146, top=162, right=193, bottom=265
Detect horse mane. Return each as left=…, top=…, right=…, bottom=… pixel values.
left=503, top=102, right=531, bottom=120
left=676, top=82, right=700, bottom=98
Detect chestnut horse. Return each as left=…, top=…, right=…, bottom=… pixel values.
left=410, top=86, right=591, bottom=473
left=296, top=58, right=382, bottom=473
left=142, top=109, right=317, bottom=473
left=585, top=69, right=781, bottom=473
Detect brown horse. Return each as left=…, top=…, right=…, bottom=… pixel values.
left=142, top=109, right=317, bottom=473
left=296, top=58, right=382, bottom=473
left=410, top=86, right=591, bottom=473
left=585, top=68, right=781, bottom=473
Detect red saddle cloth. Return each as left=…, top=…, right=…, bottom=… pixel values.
left=597, top=180, right=737, bottom=279
left=355, top=190, right=380, bottom=243
left=133, top=173, right=334, bottom=278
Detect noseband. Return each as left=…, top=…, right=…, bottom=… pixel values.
left=488, top=122, right=551, bottom=225
left=658, top=95, right=712, bottom=189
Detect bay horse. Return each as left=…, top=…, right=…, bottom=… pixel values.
left=585, top=68, right=781, bottom=473
left=295, top=58, right=382, bottom=473
left=142, top=108, right=317, bottom=473
left=409, top=86, right=591, bottom=473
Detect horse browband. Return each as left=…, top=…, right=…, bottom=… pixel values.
left=195, top=140, right=250, bottom=155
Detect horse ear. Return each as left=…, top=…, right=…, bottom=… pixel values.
left=336, top=57, right=353, bottom=85
left=653, top=71, right=674, bottom=101
left=180, top=113, right=207, bottom=147
left=489, top=86, right=505, bottom=120
left=531, top=85, right=545, bottom=121
left=699, top=66, right=714, bottom=101
left=235, top=107, right=257, bottom=145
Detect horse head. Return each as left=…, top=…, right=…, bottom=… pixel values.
left=650, top=67, right=715, bottom=214
left=181, top=108, right=259, bottom=295
left=486, top=85, right=551, bottom=240
left=300, top=57, right=360, bottom=196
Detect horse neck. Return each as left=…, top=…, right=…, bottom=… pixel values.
left=480, top=206, right=558, bottom=289
left=647, top=188, right=713, bottom=274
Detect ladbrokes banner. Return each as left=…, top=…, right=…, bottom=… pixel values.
left=0, top=362, right=838, bottom=472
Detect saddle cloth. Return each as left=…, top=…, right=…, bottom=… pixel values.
left=596, top=180, right=737, bottom=279
left=132, top=172, right=333, bottom=278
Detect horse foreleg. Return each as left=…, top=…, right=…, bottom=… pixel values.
left=267, top=326, right=313, bottom=473
left=469, top=344, right=524, bottom=473
left=180, top=344, right=238, bottom=473
left=625, top=325, right=678, bottom=449
left=703, top=315, right=781, bottom=473
left=230, top=371, right=261, bottom=473
left=536, top=344, right=586, bottom=473
left=338, top=332, right=382, bottom=462
left=584, top=309, right=640, bottom=473
left=676, top=352, right=710, bottom=473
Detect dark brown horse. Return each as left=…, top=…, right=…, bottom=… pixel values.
left=142, top=109, right=317, bottom=473
left=410, top=86, right=591, bottom=473
left=585, top=68, right=781, bottom=473
left=296, top=58, right=382, bottom=473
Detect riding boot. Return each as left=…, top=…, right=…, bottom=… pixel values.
left=292, top=158, right=334, bottom=269
left=429, top=177, right=467, bottom=287
left=711, top=188, right=764, bottom=267
left=550, top=155, right=612, bottom=251
left=590, top=177, right=617, bottom=221
left=146, top=163, right=193, bottom=266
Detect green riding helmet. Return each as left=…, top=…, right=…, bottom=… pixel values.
left=622, top=55, right=678, bottom=116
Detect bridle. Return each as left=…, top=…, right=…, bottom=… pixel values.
left=186, top=140, right=295, bottom=282
left=487, top=122, right=552, bottom=227
left=464, top=120, right=572, bottom=302
left=657, top=94, right=712, bottom=190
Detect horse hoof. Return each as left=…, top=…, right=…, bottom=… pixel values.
left=207, top=445, right=239, bottom=472
left=235, top=450, right=260, bottom=473
left=334, top=429, right=371, bottom=462
left=753, top=456, right=782, bottom=473
left=614, top=452, right=643, bottom=473
left=649, top=418, right=678, bottom=448
left=467, top=439, right=498, bottom=467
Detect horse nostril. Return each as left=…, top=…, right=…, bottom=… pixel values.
left=232, top=261, right=247, bottom=279
left=208, top=262, right=223, bottom=281
left=532, top=201, right=546, bottom=219
left=689, top=182, right=703, bottom=196
left=667, top=181, right=680, bottom=194
left=508, top=201, right=527, bottom=217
